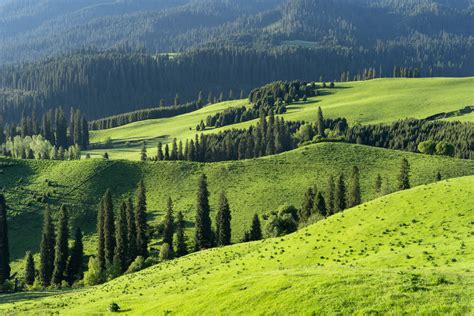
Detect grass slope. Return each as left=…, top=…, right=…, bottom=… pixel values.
left=88, top=77, right=474, bottom=160
left=1, top=176, right=473, bottom=315
left=2, top=143, right=474, bottom=263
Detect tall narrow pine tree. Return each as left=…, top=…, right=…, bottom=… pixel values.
left=52, top=205, right=69, bottom=285
left=40, top=205, right=55, bottom=287
left=136, top=181, right=148, bottom=258
left=216, top=191, right=232, bottom=246
left=194, top=174, right=213, bottom=250
left=103, top=190, right=115, bottom=267
left=249, top=214, right=263, bottom=241
left=97, top=198, right=106, bottom=271
left=0, top=195, right=10, bottom=284
left=175, top=211, right=188, bottom=257
left=25, top=251, right=35, bottom=286
left=348, top=166, right=361, bottom=208
left=163, top=198, right=175, bottom=250
left=315, top=192, right=327, bottom=217
left=300, top=187, right=315, bottom=222
left=398, top=158, right=411, bottom=190
left=126, top=198, right=137, bottom=263
left=335, top=174, right=347, bottom=212
left=66, top=228, right=84, bottom=285
left=114, top=202, right=128, bottom=273
left=326, top=176, right=336, bottom=215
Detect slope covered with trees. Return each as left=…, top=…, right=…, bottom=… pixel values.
left=1, top=175, right=472, bottom=314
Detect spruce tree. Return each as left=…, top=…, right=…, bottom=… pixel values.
left=103, top=190, right=115, bottom=267
left=436, top=171, right=442, bottom=181
left=335, top=174, right=347, bottom=212
left=163, top=197, right=175, bottom=250
left=25, top=251, right=35, bottom=286
left=398, top=158, right=410, bottom=190
left=114, top=202, right=128, bottom=273
left=0, top=195, right=10, bottom=284
left=175, top=211, right=188, bottom=257
left=348, top=166, right=361, bottom=208
left=315, top=192, right=327, bottom=217
left=194, top=174, right=213, bottom=250
left=136, top=181, right=148, bottom=258
left=40, top=205, right=55, bottom=287
left=126, top=198, right=137, bottom=263
left=216, top=191, right=232, bottom=246
left=97, top=198, right=106, bottom=271
left=140, top=143, right=147, bottom=161
left=52, top=205, right=69, bottom=285
left=170, top=139, right=178, bottom=160
left=316, top=107, right=325, bottom=137
left=249, top=214, right=262, bottom=241
left=326, top=175, right=335, bottom=215
left=300, top=187, right=315, bottom=222
left=66, top=228, right=84, bottom=285
left=157, top=142, right=164, bottom=161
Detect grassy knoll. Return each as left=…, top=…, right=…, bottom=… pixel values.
left=2, top=143, right=473, bottom=267
left=87, top=77, right=474, bottom=160
left=1, top=176, right=472, bottom=315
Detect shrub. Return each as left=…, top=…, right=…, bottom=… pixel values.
left=435, top=141, right=455, bottom=157
left=160, top=243, right=173, bottom=261
left=84, top=257, right=105, bottom=286
left=108, top=302, right=120, bottom=313
left=266, top=204, right=299, bottom=237
left=125, top=256, right=146, bottom=274
left=418, top=140, right=437, bottom=155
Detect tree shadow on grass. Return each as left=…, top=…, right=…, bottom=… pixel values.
left=0, top=289, right=79, bottom=305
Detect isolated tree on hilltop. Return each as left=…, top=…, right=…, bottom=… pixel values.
left=52, top=205, right=69, bottom=285
left=163, top=198, right=175, bottom=250
left=194, top=174, right=213, bottom=250
left=40, top=205, right=55, bottom=286
left=0, top=195, right=10, bottom=284
left=25, top=251, right=35, bottom=286
left=175, top=211, right=188, bottom=257
left=348, top=166, right=361, bottom=208
left=66, top=227, right=84, bottom=285
left=216, top=191, right=232, bottom=246
left=136, top=181, right=149, bottom=258
left=398, top=158, right=410, bottom=190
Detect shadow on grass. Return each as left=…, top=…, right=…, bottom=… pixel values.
left=0, top=289, right=78, bottom=305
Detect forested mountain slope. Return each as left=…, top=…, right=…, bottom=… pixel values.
left=1, top=175, right=472, bottom=314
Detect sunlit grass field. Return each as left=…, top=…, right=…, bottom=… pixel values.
left=2, top=176, right=472, bottom=315
left=87, top=77, right=474, bottom=160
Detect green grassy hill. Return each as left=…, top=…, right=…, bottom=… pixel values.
left=2, top=143, right=474, bottom=264
left=2, top=175, right=472, bottom=315
left=87, top=77, right=474, bottom=160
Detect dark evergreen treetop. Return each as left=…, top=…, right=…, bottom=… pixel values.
left=194, top=174, right=213, bottom=251
left=216, top=191, right=232, bottom=247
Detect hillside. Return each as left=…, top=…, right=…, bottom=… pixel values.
left=2, top=142, right=474, bottom=262
left=88, top=77, right=474, bottom=160
left=1, top=175, right=472, bottom=314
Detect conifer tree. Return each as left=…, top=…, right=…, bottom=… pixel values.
left=157, top=142, right=164, bottom=161
left=335, top=174, right=347, bottom=212
left=0, top=195, right=10, bottom=285
left=97, top=198, right=106, bottom=271
left=140, top=143, right=147, bottom=161
left=66, top=228, right=84, bottom=285
left=136, top=181, right=148, bottom=258
left=315, top=192, right=327, bottom=217
left=398, top=158, right=410, bottom=190
left=114, top=202, right=128, bottom=273
left=164, top=144, right=170, bottom=160
left=126, top=198, right=137, bottom=263
left=216, top=191, right=232, bottom=246
left=163, top=197, right=175, bottom=250
left=436, top=171, right=442, bottom=181
left=300, top=187, right=315, bottom=222
left=194, top=174, right=213, bottom=250
left=175, top=211, right=188, bottom=257
left=25, top=251, right=35, bottom=286
left=103, top=190, right=115, bottom=267
left=316, top=107, right=326, bottom=137
left=170, top=139, right=178, bottom=160
left=40, top=205, right=55, bottom=287
left=249, top=214, right=263, bottom=241
left=52, top=205, right=69, bottom=285
left=348, top=166, right=361, bottom=208
left=326, top=176, right=335, bottom=215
